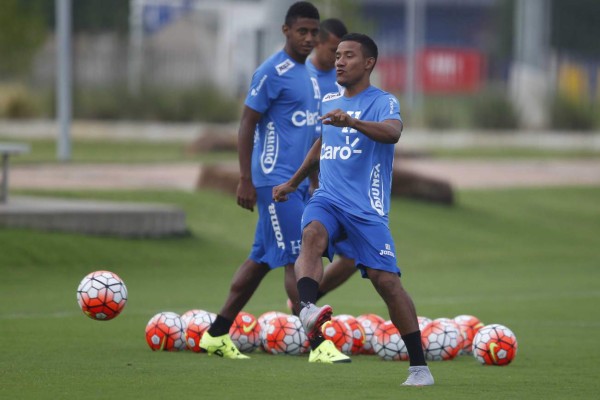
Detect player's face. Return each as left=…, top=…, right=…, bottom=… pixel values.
left=335, top=41, right=374, bottom=88
left=315, top=34, right=342, bottom=70
left=283, top=18, right=320, bottom=60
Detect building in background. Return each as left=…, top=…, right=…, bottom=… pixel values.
left=5, top=0, right=597, bottom=128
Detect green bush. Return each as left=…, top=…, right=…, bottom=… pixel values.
left=423, top=100, right=460, bottom=129
left=549, top=95, right=596, bottom=131
left=72, top=84, right=240, bottom=122
left=0, top=84, right=39, bottom=119
left=471, top=90, right=519, bottom=130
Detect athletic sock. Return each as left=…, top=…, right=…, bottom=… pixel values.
left=297, top=277, right=319, bottom=305
left=309, top=334, right=325, bottom=350
left=315, top=290, right=326, bottom=302
left=207, top=314, right=234, bottom=337
left=402, top=330, right=427, bottom=366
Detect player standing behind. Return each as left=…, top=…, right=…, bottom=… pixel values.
left=273, top=33, right=434, bottom=385
left=199, top=2, right=324, bottom=359
left=306, top=18, right=347, bottom=96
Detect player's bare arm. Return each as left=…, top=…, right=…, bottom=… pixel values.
left=321, top=108, right=402, bottom=144
left=237, top=106, right=262, bottom=211
left=273, top=137, right=322, bottom=202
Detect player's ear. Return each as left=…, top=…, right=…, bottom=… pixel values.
left=365, top=57, right=376, bottom=71
left=282, top=24, right=289, bottom=36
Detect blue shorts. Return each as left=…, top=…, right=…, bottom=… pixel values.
left=248, top=186, right=308, bottom=269
left=333, top=239, right=355, bottom=260
left=301, top=195, right=401, bottom=278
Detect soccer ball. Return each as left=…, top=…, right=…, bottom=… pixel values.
left=372, top=320, right=408, bottom=361
left=417, top=316, right=432, bottom=331
left=257, top=311, right=287, bottom=331
left=229, top=311, right=261, bottom=353
left=261, top=315, right=309, bottom=355
left=257, top=311, right=287, bottom=351
left=422, top=319, right=463, bottom=361
left=321, top=317, right=353, bottom=355
left=185, top=311, right=216, bottom=352
left=181, top=309, right=207, bottom=329
left=356, top=313, right=385, bottom=355
left=337, top=314, right=366, bottom=355
left=472, top=324, right=518, bottom=366
left=76, top=270, right=127, bottom=321
left=454, top=314, right=484, bottom=355
left=145, top=312, right=187, bottom=351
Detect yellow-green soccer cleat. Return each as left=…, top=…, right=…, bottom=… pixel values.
left=199, top=332, right=250, bottom=359
left=308, top=339, right=352, bottom=364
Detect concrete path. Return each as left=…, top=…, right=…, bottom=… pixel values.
left=10, top=163, right=201, bottom=191
left=8, top=159, right=600, bottom=191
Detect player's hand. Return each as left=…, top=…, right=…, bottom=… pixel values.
left=320, top=108, right=355, bottom=128
left=272, top=182, right=296, bottom=203
left=237, top=177, right=256, bottom=212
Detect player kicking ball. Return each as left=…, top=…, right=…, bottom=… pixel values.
left=273, top=33, right=434, bottom=386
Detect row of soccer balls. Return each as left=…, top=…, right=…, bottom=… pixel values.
left=75, top=271, right=517, bottom=365
left=145, top=309, right=518, bottom=366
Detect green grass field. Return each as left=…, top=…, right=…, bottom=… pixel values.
left=1, top=187, right=599, bottom=399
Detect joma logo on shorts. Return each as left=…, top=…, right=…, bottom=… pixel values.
left=379, top=243, right=394, bottom=257
left=268, top=203, right=286, bottom=250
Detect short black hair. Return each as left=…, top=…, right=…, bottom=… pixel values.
left=340, top=33, right=378, bottom=63
left=320, top=18, right=348, bottom=41
left=285, top=1, right=320, bottom=26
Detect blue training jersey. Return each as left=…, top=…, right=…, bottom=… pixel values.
left=306, top=57, right=342, bottom=96
left=315, top=86, right=402, bottom=223
left=245, top=50, right=321, bottom=189
left=305, top=57, right=342, bottom=139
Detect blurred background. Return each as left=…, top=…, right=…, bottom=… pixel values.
left=0, top=0, right=599, bottom=133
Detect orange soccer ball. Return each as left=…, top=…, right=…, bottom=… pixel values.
left=184, top=311, right=216, bottom=352
left=454, top=314, right=485, bottom=355
left=261, top=315, right=309, bottom=355
left=373, top=320, right=408, bottom=361
left=421, top=318, right=463, bottom=361
left=472, top=324, right=518, bottom=366
left=356, top=313, right=385, bottom=355
left=336, top=314, right=366, bottom=355
left=321, top=317, right=353, bottom=355
left=76, top=270, right=127, bottom=321
left=145, top=312, right=187, bottom=351
left=229, top=311, right=261, bottom=353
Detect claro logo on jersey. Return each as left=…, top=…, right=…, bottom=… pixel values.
left=369, top=163, right=385, bottom=216
left=321, top=135, right=362, bottom=160
left=292, top=110, right=319, bottom=127
left=260, top=122, right=278, bottom=174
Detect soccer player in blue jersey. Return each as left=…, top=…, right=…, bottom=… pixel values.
left=273, top=33, right=434, bottom=384
left=306, top=18, right=347, bottom=96
left=200, top=2, right=347, bottom=363
left=294, top=18, right=359, bottom=307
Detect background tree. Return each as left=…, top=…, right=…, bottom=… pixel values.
left=0, top=0, right=46, bottom=78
